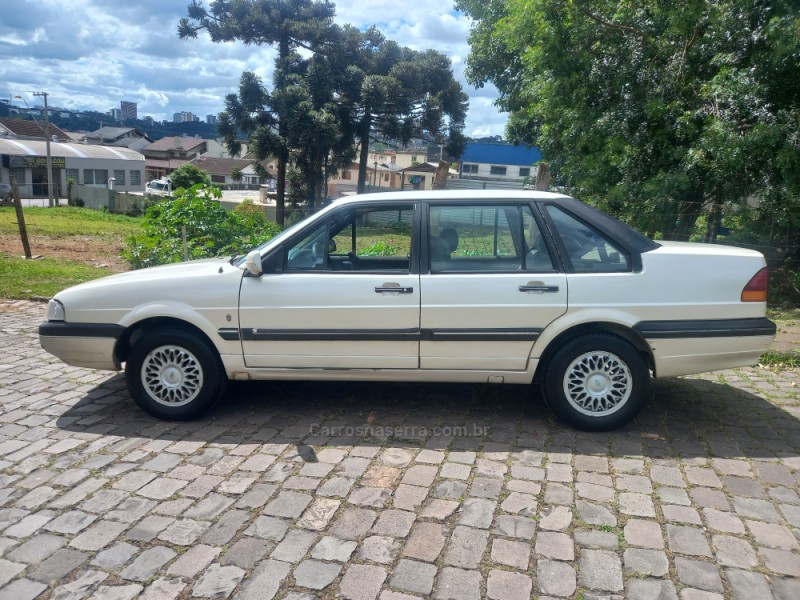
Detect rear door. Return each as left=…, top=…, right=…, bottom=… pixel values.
left=419, top=202, right=568, bottom=371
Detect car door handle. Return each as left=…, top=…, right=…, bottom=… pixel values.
left=375, top=285, right=414, bottom=294
left=519, top=285, right=560, bottom=293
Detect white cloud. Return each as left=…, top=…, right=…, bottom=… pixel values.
left=0, top=0, right=506, bottom=136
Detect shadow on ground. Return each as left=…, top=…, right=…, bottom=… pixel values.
left=55, top=375, right=800, bottom=462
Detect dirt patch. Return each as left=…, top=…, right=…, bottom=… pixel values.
left=0, top=234, right=129, bottom=272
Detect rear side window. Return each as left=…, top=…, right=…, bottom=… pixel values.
left=546, top=205, right=630, bottom=272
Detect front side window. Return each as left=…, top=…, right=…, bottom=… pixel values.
left=286, top=205, right=414, bottom=272
left=519, top=167, right=531, bottom=177
left=429, top=204, right=554, bottom=273
left=546, top=205, right=630, bottom=272
left=490, top=166, right=507, bottom=176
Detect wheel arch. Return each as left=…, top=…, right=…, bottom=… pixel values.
left=533, top=321, right=654, bottom=384
left=114, top=317, right=221, bottom=366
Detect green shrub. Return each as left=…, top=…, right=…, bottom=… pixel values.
left=122, top=185, right=281, bottom=269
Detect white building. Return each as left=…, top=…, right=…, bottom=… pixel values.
left=0, top=139, right=146, bottom=198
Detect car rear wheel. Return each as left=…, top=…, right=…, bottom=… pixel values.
left=542, top=334, right=649, bottom=431
left=126, top=328, right=225, bottom=420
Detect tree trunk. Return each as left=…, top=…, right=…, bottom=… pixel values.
left=275, top=35, right=290, bottom=227
left=703, top=198, right=722, bottom=243
left=535, top=162, right=550, bottom=191
left=356, top=114, right=371, bottom=194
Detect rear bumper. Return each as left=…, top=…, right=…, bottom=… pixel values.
left=634, top=318, right=776, bottom=378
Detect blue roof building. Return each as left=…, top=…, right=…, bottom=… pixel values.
left=459, top=143, right=542, bottom=181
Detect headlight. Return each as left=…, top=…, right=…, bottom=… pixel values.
left=46, top=299, right=66, bottom=321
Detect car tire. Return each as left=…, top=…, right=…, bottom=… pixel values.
left=542, top=334, right=649, bottom=431
left=125, top=328, right=226, bottom=420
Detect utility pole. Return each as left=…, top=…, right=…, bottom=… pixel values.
left=33, top=91, right=55, bottom=207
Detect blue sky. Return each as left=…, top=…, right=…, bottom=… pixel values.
left=0, top=0, right=506, bottom=137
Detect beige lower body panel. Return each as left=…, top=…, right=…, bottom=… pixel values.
left=650, top=335, right=773, bottom=378
left=40, top=336, right=119, bottom=370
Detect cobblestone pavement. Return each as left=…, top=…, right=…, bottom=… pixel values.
left=1, top=299, right=799, bottom=599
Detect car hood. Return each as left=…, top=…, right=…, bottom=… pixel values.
left=55, top=257, right=239, bottom=300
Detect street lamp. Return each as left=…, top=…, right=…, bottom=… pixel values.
left=15, top=92, right=55, bottom=207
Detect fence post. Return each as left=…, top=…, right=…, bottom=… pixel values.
left=11, top=176, right=32, bottom=259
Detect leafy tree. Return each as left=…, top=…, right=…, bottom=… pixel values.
left=179, top=0, right=337, bottom=226
left=169, top=163, right=212, bottom=191
left=123, top=185, right=280, bottom=268
left=229, top=166, right=243, bottom=185
left=457, top=0, right=800, bottom=241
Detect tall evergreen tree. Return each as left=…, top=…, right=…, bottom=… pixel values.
left=179, top=0, right=337, bottom=225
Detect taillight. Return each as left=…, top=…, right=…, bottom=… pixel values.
left=741, top=267, right=768, bottom=302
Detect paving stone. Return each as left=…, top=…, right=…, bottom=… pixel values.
left=136, top=478, right=187, bottom=500
left=623, top=548, right=669, bottom=576
left=772, top=575, right=800, bottom=600
left=264, top=491, right=313, bottom=518
left=658, top=486, right=691, bottom=505
left=674, top=558, right=723, bottom=593
left=271, top=529, right=319, bottom=563
left=201, top=510, right=248, bottom=545
left=140, top=576, right=186, bottom=600
left=415, top=449, right=445, bottom=464
left=191, top=563, right=245, bottom=598
left=576, top=500, right=617, bottom=526
left=358, top=535, right=401, bottom=564
left=578, top=549, right=623, bottom=592
left=475, top=459, right=507, bottom=478
left=90, top=542, right=139, bottom=570
left=8, top=533, right=65, bottom=563
left=666, top=525, right=712, bottom=557
left=679, top=590, right=724, bottom=600
left=221, top=538, right=272, bottom=570
left=0, top=559, right=26, bottom=587
left=167, top=544, right=221, bottom=578
left=311, top=536, right=357, bottom=562
left=338, top=457, right=371, bottom=477
left=546, top=463, right=573, bottom=482
left=236, top=559, right=290, bottom=600
left=626, top=579, right=679, bottom=600
left=318, top=477, right=355, bottom=497
left=712, top=534, right=758, bottom=568
left=236, top=483, right=277, bottom=508
left=490, top=538, right=530, bottom=568
left=372, top=509, right=416, bottom=537
left=539, top=505, right=572, bottom=531
left=5, top=511, right=55, bottom=537
left=760, top=547, right=800, bottom=576
left=50, top=569, right=109, bottom=599
left=127, top=515, right=174, bottom=542
left=732, top=497, right=782, bottom=522
left=0, top=578, right=47, bottom=600
left=350, top=487, right=392, bottom=507
left=119, top=547, right=176, bottom=582
left=686, top=467, right=723, bottom=488
left=389, top=559, right=437, bottom=595
left=297, top=497, right=340, bottom=531
left=544, top=482, right=574, bottom=505
left=402, top=465, right=437, bottom=487
left=403, top=522, right=446, bottom=562
left=500, top=491, right=536, bottom=515
left=663, top=505, right=702, bottom=525
left=339, top=564, right=387, bottom=600
left=458, top=498, right=496, bottom=528
left=183, top=493, right=234, bottom=520
left=724, top=568, right=773, bottom=600
left=538, top=559, right=577, bottom=597
left=440, top=462, right=471, bottom=480
left=536, top=531, right=574, bottom=561
left=379, top=448, right=414, bottom=467
left=746, top=520, right=799, bottom=550
left=28, top=548, right=87, bottom=583
left=330, top=507, right=377, bottom=540
left=444, top=526, right=488, bottom=568
left=432, top=480, right=467, bottom=499
left=157, top=519, right=208, bottom=546
left=292, top=559, right=341, bottom=590
left=245, top=515, right=289, bottom=541
left=691, top=488, right=730, bottom=510
left=421, top=498, right=459, bottom=519
left=574, top=529, right=618, bottom=549
left=492, top=514, right=536, bottom=539
left=80, top=489, right=128, bottom=513
left=436, top=567, right=483, bottom=600
left=106, top=497, right=157, bottom=523
left=619, top=492, right=656, bottom=517
left=393, top=484, right=428, bottom=510
left=469, top=477, right=502, bottom=498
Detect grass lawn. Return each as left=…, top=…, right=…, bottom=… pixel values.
left=0, top=206, right=142, bottom=238
left=0, top=256, right=115, bottom=300
left=1, top=206, right=141, bottom=299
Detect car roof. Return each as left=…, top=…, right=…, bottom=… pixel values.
left=330, top=190, right=573, bottom=206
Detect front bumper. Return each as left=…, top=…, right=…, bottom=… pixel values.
left=39, top=321, right=125, bottom=371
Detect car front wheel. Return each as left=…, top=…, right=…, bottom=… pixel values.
left=542, top=334, right=649, bottom=431
left=126, top=328, right=226, bottom=420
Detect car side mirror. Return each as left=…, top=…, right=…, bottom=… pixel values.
left=244, top=249, right=262, bottom=277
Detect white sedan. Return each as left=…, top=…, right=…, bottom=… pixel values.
left=39, top=191, right=775, bottom=430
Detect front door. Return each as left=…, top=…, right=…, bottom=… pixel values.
left=420, top=202, right=567, bottom=371
left=239, top=203, right=420, bottom=369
